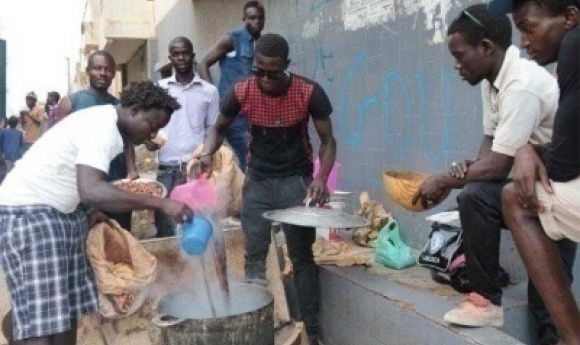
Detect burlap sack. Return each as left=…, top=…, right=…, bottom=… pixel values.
left=187, top=145, right=245, bottom=216
left=86, top=221, right=157, bottom=318
left=353, top=192, right=392, bottom=248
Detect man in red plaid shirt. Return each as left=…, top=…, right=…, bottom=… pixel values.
left=200, top=33, right=336, bottom=345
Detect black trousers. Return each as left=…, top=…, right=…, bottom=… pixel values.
left=154, top=164, right=187, bottom=238
left=458, top=181, right=576, bottom=337
left=241, top=175, right=319, bottom=338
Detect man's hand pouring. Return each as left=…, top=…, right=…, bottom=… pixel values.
left=160, top=199, right=194, bottom=223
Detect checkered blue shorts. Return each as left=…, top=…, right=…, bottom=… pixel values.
left=0, top=205, right=98, bottom=340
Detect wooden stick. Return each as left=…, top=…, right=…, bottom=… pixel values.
left=200, top=256, right=216, bottom=317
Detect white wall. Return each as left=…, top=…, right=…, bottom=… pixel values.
left=152, top=0, right=251, bottom=80
left=154, top=0, right=196, bottom=71
left=126, top=43, right=148, bottom=84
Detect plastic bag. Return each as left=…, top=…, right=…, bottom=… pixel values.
left=187, top=145, right=244, bottom=216
left=374, top=219, right=416, bottom=269
left=86, top=221, right=157, bottom=318
left=170, top=175, right=218, bottom=212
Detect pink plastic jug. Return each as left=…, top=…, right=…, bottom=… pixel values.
left=170, top=176, right=218, bottom=212
left=313, top=158, right=341, bottom=192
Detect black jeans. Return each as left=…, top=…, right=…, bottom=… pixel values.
left=458, top=182, right=576, bottom=335
left=241, top=175, right=319, bottom=337
left=155, top=165, right=187, bottom=238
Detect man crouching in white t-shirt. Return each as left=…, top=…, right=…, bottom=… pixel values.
left=0, top=81, right=193, bottom=345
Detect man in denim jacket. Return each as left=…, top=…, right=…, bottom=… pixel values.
left=199, top=1, right=265, bottom=172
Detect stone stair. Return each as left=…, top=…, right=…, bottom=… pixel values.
left=318, top=231, right=580, bottom=345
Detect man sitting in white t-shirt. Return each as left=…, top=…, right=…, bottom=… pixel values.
left=0, top=81, right=193, bottom=345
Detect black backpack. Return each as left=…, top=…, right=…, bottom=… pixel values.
left=419, top=222, right=508, bottom=293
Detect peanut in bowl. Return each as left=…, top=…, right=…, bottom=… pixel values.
left=112, top=179, right=167, bottom=198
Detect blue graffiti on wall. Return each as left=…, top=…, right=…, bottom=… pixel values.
left=311, top=0, right=335, bottom=13
left=336, top=51, right=455, bottom=166
left=266, top=0, right=463, bottom=170
left=287, top=36, right=300, bottom=68
left=312, top=40, right=335, bottom=84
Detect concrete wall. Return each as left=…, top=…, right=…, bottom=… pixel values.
left=155, top=0, right=484, bottom=249
left=146, top=39, right=159, bottom=80
left=188, top=0, right=246, bottom=60
left=126, top=43, right=148, bottom=84
left=153, top=0, right=246, bottom=80
left=154, top=0, right=196, bottom=72
left=264, top=0, right=487, bottom=249
left=0, top=39, right=5, bottom=118
left=90, top=0, right=107, bottom=50
left=101, top=0, right=154, bottom=40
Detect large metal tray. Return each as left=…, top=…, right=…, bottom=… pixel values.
left=262, top=206, right=369, bottom=229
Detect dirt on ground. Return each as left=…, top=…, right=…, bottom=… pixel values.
left=367, top=262, right=459, bottom=298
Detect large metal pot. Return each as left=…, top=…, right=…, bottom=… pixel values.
left=152, top=283, right=274, bottom=345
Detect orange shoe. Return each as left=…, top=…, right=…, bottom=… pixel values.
left=444, top=292, right=504, bottom=327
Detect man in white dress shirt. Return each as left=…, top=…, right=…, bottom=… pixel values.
left=152, top=36, right=219, bottom=237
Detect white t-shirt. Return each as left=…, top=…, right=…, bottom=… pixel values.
left=481, top=45, right=558, bottom=156
left=0, top=105, right=124, bottom=213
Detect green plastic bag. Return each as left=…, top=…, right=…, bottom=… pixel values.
left=374, top=219, right=416, bottom=269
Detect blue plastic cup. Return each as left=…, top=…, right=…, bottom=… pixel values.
left=180, top=216, right=214, bottom=255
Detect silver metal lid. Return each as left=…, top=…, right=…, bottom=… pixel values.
left=262, top=206, right=369, bottom=229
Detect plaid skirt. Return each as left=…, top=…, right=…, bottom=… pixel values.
left=0, top=205, right=98, bottom=340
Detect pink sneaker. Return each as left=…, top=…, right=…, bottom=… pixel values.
left=444, top=292, right=504, bottom=327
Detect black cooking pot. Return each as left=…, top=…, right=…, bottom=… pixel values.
left=152, top=283, right=274, bottom=345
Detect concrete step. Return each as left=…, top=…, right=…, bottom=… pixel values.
left=391, top=208, right=580, bottom=296
left=497, top=231, right=580, bottom=296
left=319, top=265, right=535, bottom=345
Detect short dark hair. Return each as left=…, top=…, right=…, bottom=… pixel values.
left=448, top=3, right=512, bottom=50
left=88, top=50, right=116, bottom=69
left=255, top=33, right=289, bottom=61
left=120, top=81, right=181, bottom=116
left=48, top=91, right=60, bottom=103
left=514, top=0, right=580, bottom=16
left=7, top=116, right=18, bottom=128
left=244, top=1, right=264, bottom=14
left=168, top=36, right=194, bottom=53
